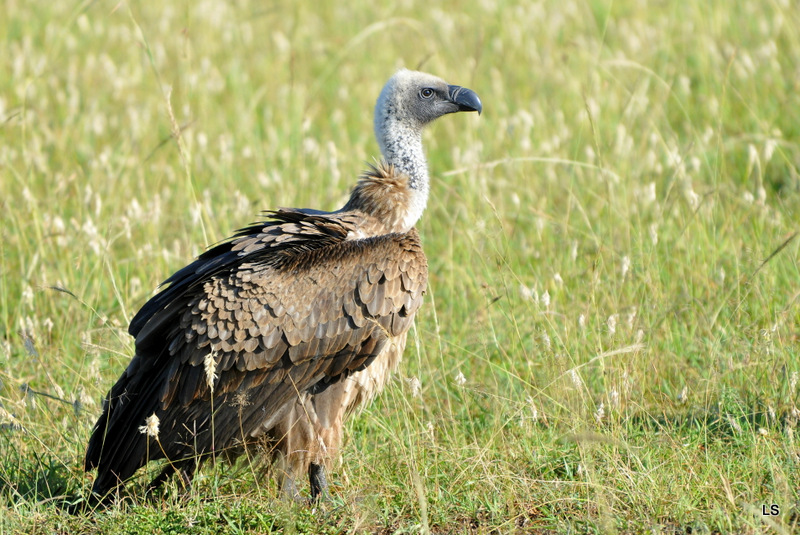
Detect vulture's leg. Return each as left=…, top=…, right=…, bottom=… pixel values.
left=274, top=408, right=313, bottom=501
left=280, top=472, right=302, bottom=501
left=308, top=462, right=331, bottom=502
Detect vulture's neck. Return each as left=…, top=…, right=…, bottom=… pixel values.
left=343, top=113, right=428, bottom=234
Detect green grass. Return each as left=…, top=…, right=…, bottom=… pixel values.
left=2, top=0, right=800, bottom=532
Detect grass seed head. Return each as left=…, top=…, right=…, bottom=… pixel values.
left=139, top=413, right=160, bottom=438
left=204, top=352, right=218, bottom=392
left=454, top=371, right=467, bottom=387
left=406, top=377, right=422, bottom=398
left=607, top=314, right=618, bottom=335
left=595, top=402, right=605, bottom=422
left=570, top=369, right=583, bottom=389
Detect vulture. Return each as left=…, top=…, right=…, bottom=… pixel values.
left=84, top=69, right=482, bottom=500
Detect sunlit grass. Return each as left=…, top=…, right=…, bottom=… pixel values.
left=2, top=0, right=800, bottom=532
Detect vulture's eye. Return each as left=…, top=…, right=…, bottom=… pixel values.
left=419, top=88, right=435, bottom=99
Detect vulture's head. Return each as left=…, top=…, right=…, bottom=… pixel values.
left=374, top=69, right=482, bottom=140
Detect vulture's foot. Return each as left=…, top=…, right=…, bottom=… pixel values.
left=281, top=475, right=303, bottom=502
left=308, top=462, right=331, bottom=502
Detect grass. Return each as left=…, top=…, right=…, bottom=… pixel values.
left=2, top=0, right=800, bottom=532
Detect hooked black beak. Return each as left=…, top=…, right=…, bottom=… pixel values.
left=448, top=85, right=482, bottom=115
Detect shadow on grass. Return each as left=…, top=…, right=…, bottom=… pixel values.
left=625, top=402, right=798, bottom=440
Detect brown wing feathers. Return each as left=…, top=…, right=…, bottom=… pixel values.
left=85, top=213, right=427, bottom=492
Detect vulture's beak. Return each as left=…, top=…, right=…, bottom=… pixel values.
left=448, top=85, right=482, bottom=115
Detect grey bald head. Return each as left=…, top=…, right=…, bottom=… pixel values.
left=373, top=69, right=481, bottom=182
left=375, top=69, right=481, bottom=130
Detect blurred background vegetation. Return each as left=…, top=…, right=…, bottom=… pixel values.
left=1, top=0, right=799, bottom=532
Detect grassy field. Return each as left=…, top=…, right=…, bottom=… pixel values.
left=2, top=0, right=800, bottom=532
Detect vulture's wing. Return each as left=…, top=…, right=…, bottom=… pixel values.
left=85, top=210, right=427, bottom=489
